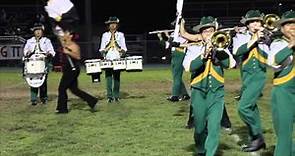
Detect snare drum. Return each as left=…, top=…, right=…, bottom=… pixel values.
left=126, top=56, right=143, bottom=72
left=24, top=54, right=46, bottom=74
left=100, top=59, right=113, bottom=69
left=84, top=59, right=102, bottom=74
left=113, top=58, right=126, bottom=70
left=23, top=53, right=47, bottom=88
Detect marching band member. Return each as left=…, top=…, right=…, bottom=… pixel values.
left=268, top=10, right=295, bottom=156
left=44, top=0, right=98, bottom=113
left=156, top=20, right=190, bottom=102
left=23, top=23, right=55, bottom=105
left=56, top=28, right=98, bottom=114
left=232, top=10, right=269, bottom=152
left=180, top=19, right=233, bottom=132
left=182, top=16, right=236, bottom=156
left=99, top=16, right=127, bottom=103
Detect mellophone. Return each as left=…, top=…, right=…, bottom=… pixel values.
left=84, top=56, right=143, bottom=83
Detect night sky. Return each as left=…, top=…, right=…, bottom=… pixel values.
left=1, top=0, right=294, bottom=34
left=0, top=0, right=178, bottom=33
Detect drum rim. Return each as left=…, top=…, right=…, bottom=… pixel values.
left=85, top=59, right=101, bottom=63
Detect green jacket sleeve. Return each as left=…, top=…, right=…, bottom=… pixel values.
left=275, top=46, right=293, bottom=65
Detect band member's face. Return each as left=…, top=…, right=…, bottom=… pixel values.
left=281, top=22, right=295, bottom=39
left=247, top=20, right=262, bottom=33
left=109, top=23, right=118, bottom=31
left=34, top=29, right=43, bottom=38
left=201, top=27, right=215, bottom=42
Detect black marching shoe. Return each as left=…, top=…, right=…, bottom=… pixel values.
left=180, top=94, right=190, bottom=101
left=41, top=99, right=48, bottom=104
left=31, top=101, right=37, bottom=106
left=242, top=136, right=266, bottom=152
left=107, top=97, right=113, bottom=103
left=90, top=98, right=99, bottom=112
left=166, top=96, right=180, bottom=102
left=55, top=109, right=69, bottom=114
left=114, top=98, right=120, bottom=103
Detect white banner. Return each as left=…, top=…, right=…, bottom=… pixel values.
left=0, top=44, right=24, bottom=60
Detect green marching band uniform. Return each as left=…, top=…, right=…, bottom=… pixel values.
left=23, top=23, right=56, bottom=105
left=232, top=10, right=268, bottom=151
left=183, top=16, right=236, bottom=156
left=158, top=30, right=190, bottom=102
left=99, top=16, right=127, bottom=103
left=268, top=10, right=295, bottom=156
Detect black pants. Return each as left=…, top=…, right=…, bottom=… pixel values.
left=56, top=68, right=97, bottom=111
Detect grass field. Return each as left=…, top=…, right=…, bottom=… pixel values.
left=0, top=66, right=278, bottom=156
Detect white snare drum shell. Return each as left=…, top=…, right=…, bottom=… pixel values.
left=113, top=59, right=126, bottom=70
left=100, top=60, right=113, bottom=69
left=126, top=56, right=143, bottom=72
left=85, top=59, right=101, bottom=74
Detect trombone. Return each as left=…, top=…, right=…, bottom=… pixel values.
left=259, top=14, right=280, bottom=44
left=263, top=14, right=280, bottom=32
left=202, top=31, right=232, bottom=59
left=211, top=31, right=232, bottom=49
left=215, top=14, right=280, bottom=45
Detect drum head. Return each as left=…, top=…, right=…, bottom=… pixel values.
left=25, top=74, right=46, bottom=88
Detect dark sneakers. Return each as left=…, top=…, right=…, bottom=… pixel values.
left=107, top=97, right=120, bottom=103
left=90, top=98, right=99, bottom=112
left=167, top=95, right=190, bottom=102
left=114, top=98, right=120, bottom=103
left=166, top=96, right=180, bottom=102
left=107, top=97, right=113, bottom=103
left=242, top=135, right=266, bottom=152
left=41, top=99, right=48, bottom=104
left=180, top=95, right=190, bottom=101
left=31, top=101, right=37, bottom=106
left=55, top=109, right=69, bottom=114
